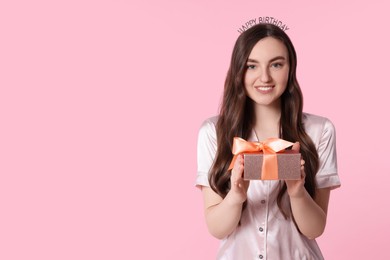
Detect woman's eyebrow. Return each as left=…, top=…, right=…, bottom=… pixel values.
left=269, top=56, right=286, bottom=62
left=247, top=56, right=286, bottom=63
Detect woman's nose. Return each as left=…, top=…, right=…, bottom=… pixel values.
left=259, top=68, right=271, bottom=83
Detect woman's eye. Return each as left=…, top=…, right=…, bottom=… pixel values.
left=271, top=63, right=283, bottom=69
left=247, top=64, right=256, bottom=69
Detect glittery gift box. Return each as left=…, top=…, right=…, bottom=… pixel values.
left=243, top=150, right=301, bottom=180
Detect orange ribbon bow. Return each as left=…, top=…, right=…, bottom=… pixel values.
left=228, top=137, right=294, bottom=179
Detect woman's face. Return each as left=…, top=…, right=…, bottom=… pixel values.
left=244, top=37, right=290, bottom=107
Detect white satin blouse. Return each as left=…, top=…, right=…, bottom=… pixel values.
left=196, top=113, right=341, bottom=260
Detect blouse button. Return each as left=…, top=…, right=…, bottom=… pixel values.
left=259, top=255, right=263, bottom=259
left=259, top=227, right=264, bottom=232
left=261, top=200, right=266, bottom=204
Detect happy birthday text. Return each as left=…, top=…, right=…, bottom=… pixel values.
left=238, top=17, right=290, bottom=34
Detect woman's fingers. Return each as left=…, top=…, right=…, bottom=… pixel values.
left=234, top=177, right=247, bottom=191
left=234, top=179, right=241, bottom=189
left=292, top=143, right=305, bottom=179
left=300, top=159, right=306, bottom=179
left=231, top=154, right=244, bottom=179
left=231, top=154, right=249, bottom=191
left=291, top=141, right=300, bottom=152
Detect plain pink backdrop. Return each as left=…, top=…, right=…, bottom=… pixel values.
left=1, top=0, right=389, bottom=259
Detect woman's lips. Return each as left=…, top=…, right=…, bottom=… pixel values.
left=255, top=85, right=274, bottom=94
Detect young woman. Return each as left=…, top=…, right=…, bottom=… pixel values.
left=196, top=23, right=341, bottom=259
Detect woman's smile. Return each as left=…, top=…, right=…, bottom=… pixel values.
left=254, top=85, right=275, bottom=94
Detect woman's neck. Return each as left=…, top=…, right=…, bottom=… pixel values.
left=253, top=101, right=282, bottom=141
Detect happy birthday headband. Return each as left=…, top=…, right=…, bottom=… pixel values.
left=237, top=17, right=290, bottom=34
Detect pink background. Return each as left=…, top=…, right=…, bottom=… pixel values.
left=1, top=0, right=389, bottom=259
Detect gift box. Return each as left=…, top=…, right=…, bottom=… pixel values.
left=243, top=150, right=301, bottom=180
left=228, top=137, right=302, bottom=180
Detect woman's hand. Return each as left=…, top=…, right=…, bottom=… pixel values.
left=229, top=154, right=250, bottom=204
left=285, top=142, right=329, bottom=239
left=285, top=142, right=306, bottom=198
left=201, top=154, right=250, bottom=239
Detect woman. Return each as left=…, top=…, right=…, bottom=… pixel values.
left=196, top=23, right=341, bottom=259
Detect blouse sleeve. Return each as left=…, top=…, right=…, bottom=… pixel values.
left=195, top=118, right=218, bottom=188
left=315, top=119, right=341, bottom=190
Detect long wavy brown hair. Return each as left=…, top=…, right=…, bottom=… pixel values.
left=208, top=23, right=319, bottom=218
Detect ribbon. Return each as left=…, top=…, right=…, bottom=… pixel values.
left=228, top=137, right=294, bottom=179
